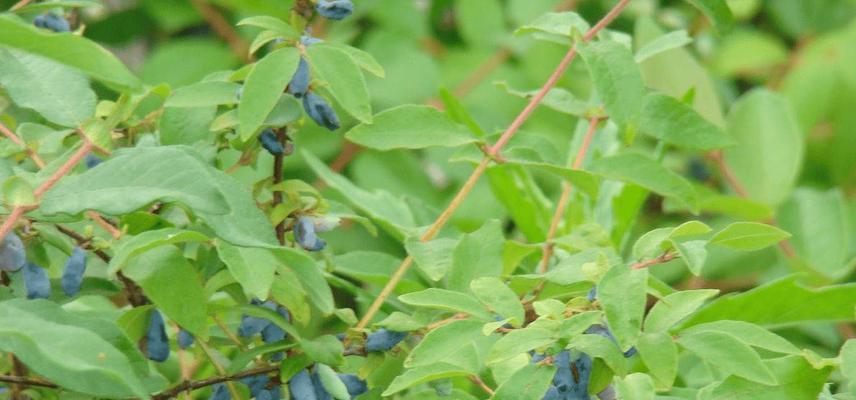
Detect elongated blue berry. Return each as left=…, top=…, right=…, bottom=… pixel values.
left=61, top=247, right=87, bottom=296
left=311, top=369, right=332, bottom=400
left=257, top=386, right=281, bottom=400
left=316, top=0, right=353, bottom=20
left=294, top=216, right=326, bottom=252
left=302, top=93, right=340, bottom=131
left=338, top=374, right=368, bottom=397
left=85, top=154, right=102, bottom=169
left=241, top=374, right=270, bottom=398
left=210, top=383, right=231, bottom=400
left=146, top=310, right=170, bottom=362
left=301, top=35, right=323, bottom=46
left=365, top=329, right=406, bottom=352
left=542, top=385, right=560, bottom=400
left=586, top=287, right=597, bottom=302
left=259, top=128, right=284, bottom=156
left=288, top=370, right=317, bottom=400
left=262, top=305, right=290, bottom=344
left=23, top=262, right=50, bottom=299
left=0, top=233, right=26, bottom=272
left=178, top=329, right=194, bottom=349
left=288, top=58, right=311, bottom=98
left=34, top=13, right=70, bottom=32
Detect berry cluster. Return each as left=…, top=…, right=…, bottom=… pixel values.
left=1, top=234, right=89, bottom=300
left=33, top=13, right=70, bottom=32
left=287, top=40, right=340, bottom=132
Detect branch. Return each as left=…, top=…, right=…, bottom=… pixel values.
left=354, top=0, right=635, bottom=330
left=272, top=128, right=287, bottom=245
left=188, top=0, right=252, bottom=63
left=468, top=375, right=495, bottom=396
left=0, top=121, right=46, bottom=168
left=631, top=252, right=678, bottom=270
left=152, top=365, right=278, bottom=400
left=0, top=374, right=57, bottom=389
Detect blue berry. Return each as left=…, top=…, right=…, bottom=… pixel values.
left=33, top=13, right=70, bottom=32
left=210, top=383, right=231, bottom=400
left=262, top=306, right=290, bottom=343
left=146, top=310, right=170, bottom=362
left=61, top=246, right=87, bottom=296
left=338, top=374, right=368, bottom=397
left=688, top=158, right=711, bottom=182
left=300, top=35, right=324, bottom=46
left=85, top=154, right=102, bottom=169
left=257, top=385, right=281, bottom=400
left=365, top=329, right=406, bottom=352
left=287, top=58, right=311, bottom=98
left=0, top=233, right=26, bottom=272
left=315, top=0, right=353, bottom=20
left=178, top=329, right=194, bottom=349
left=542, top=385, right=560, bottom=400
left=240, top=374, right=270, bottom=398
left=586, top=287, right=597, bottom=302
left=294, top=216, right=326, bottom=252
left=302, top=93, right=340, bottom=131
left=259, top=128, right=284, bottom=156
left=288, top=370, right=316, bottom=400
left=23, top=262, right=50, bottom=299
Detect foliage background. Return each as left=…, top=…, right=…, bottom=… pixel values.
left=0, top=0, right=855, bottom=399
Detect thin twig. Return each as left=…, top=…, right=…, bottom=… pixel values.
left=630, top=252, right=678, bottom=270
left=273, top=128, right=287, bottom=245
left=0, top=121, right=46, bottom=168
left=539, top=117, right=603, bottom=274
left=0, top=374, right=57, bottom=389
left=86, top=211, right=122, bottom=239
left=152, top=365, right=279, bottom=400
left=354, top=0, right=635, bottom=330
left=213, top=315, right=245, bottom=350
left=468, top=375, right=495, bottom=396
left=188, top=0, right=252, bottom=63
left=197, top=340, right=244, bottom=400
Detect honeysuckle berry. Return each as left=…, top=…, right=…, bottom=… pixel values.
left=365, top=329, right=406, bottom=352
left=259, top=128, right=285, bottom=155
left=294, top=216, right=327, bottom=252
left=302, top=92, right=340, bottom=131
left=316, top=0, right=353, bottom=20
left=85, top=154, right=102, bottom=169
left=586, top=287, right=597, bottom=302
left=177, top=329, right=194, bottom=349
left=288, top=370, right=316, bottom=400
left=241, top=374, right=270, bottom=398
left=338, top=374, right=368, bottom=397
left=542, top=385, right=560, bottom=400
left=288, top=58, right=311, bottom=98
left=61, top=246, right=87, bottom=296
left=33, top=13, right=70, bottom=32
left=301, top=34, right=324, bottom=46
left=145, top=310, right=170, bottom=362
left=0, top=233, right=26, bottom=272
left=23, top=262, right=50, bottom=299
left=209, top=383, right=231, bottom=400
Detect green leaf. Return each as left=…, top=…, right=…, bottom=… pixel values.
left=2, top=176, right=36, bottom=207
left=495, top=81, right=592, bottom=117
left=123, top=246, right=208, bottom=339
left=487, top=328, right=555, bottom=364
left=636, top=332, right=677, bottom=389
left=724, top=90, right=803, bottom=205
left=324, top=43, right=385, bottom=78
left=0, top=299, right=150, bottom=398
left=301, top=335, right=344, bottom=367
left=599, top=265, right=647, bottom=350
left=680, top=321, right=800, bottom=355
left=405, top=319, right=488, bottom=371
left=216, top=242, right=278, bottom=300
left=165, top=81, right=240, bottom=107
left=639, top=93, right=734, bottom=151
left=616, top=373, right=656, bottom=400
left=492, top=363, right=557, bottom=400
left=383, top=363, right=471, bottom=396
left=0, top=48, right=96, bottom=127
left=0, top=15, right=141, bottom=90
left=470, top=277, right=526, bottom=327
left=634, top=30, right=692, bottom=63
left=514, top=11, right=590, bottom=43
left=270, top=266, right=311, bottom=326
left=316, top=364, right=351, bottom=400
left=590, top=153, right=699, bottom=212
left=236, top=16, right=300, bottom=39
left=41, top=146, right=230, bottom=217
left=677, top=330, right=777, bottom=384
left=644, top=289, right=719, bottom=332
left=702, top=356, right=831, bottom=399
left=447, top=220, right=505, bottom=293
left=308, top=44, right=372, bottom=123
left=578, top=39, right=646, bottom=128
left=455, top=0, right=506, bottom=47
left=567, top=334, right=628, bottom=375
left=672, top=239, right=708, bottom=275
left=108, top=228, right=210, bottom=274
left=683, top=0, right=735, bottom=33
left=345, top=105, right=477, bottom=150
left=405, top=237, right=456, bottom=281
left=159, top=106, right=216, bottom=145
left=238, top=46, right=300, bottom=140
left=709, top=222, right=790, bottom=251
left=398, top=289, right=492, bottom=319
left=842, top=340, right=856, bottom=395
left=272, top=247, right=335, bottom=315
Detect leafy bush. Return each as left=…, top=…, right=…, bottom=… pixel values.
left=0, top=0, right=854, bottom=399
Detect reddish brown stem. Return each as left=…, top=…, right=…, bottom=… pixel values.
left=188, top=0, right=252, bottom=63
left=0, top=121, right=45, bottom=168
left=631, top=252, right=678, bottom=270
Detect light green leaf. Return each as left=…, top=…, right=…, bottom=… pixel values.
left=515, top=11, right=590, bottom=43
left=109, top=228, right=210, bottom=274
left=590, top=153, right=699, bottom=212
left=316, top=364, right=350, bottom=400
left=492, top=363, right=557, bottom=400
left=636, top=332, right=677, bottom=389
left=684, top=0, right=734, bottom=32
left=165, top=81, right=240, bottom=108
left=216, top=242, right=278, bottom=300
left=568, top=334, right=628, bottom=375
left=724, top=90, right=803, bottom=205
left=841, top=340, right=856, bottom=395
left=616, top=373, right=656, bottom=400
left=2, top=176, right=36, bottom=207
left=447, top=220, right=505, bottom=293
left=0, top=48, right=96, bottom=127
left=487, top=328, right=555, bottom=364
left=324, top=43, right=385, bottom=78
left=398, top=289, right=492, bottom=319
left=0, top=299, right=150, bottom=398
left=238, top=46, right=300, bottom=140
left=405, top=320, right=487, bottom=370
left=634, top=30, right=693, bottom=63
left=0, top=15, right=141, bottom=90
left=272, top=247, right=334, bottom=315
left=41, top=146, right=229, bottom=217
left=644, top=289, right=719, bottom=333
left=709, top=222, right=790, bottom=251
left=123, top=246, right=208, bottom=339
left=599, top=265, right=647, bottom=350
left=672, top=239, right=708, bottom=275
left=308, top=44, right=372, bottom=123
left=236, top=16, right=300, bottom=39
left=681, top=321, right=800, bottom=355
left=471, top=277, right=526, bottom=327
left=702, top=356, right=831, bottom=399
left=677, top=330, right=776, bottom=384
left=383, top=363, right=471, bottom=396
left=405, top=237, right=456, bottom=281
left=300, top=335, right=344, bottom=367
left=345, top=105, right=477, bottom=150
left=578, top=39, right=646, bottom=128
left=639, top=93, right=734, bottom=151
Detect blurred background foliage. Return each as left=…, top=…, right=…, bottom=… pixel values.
left=2, top=0, right=855, bottom=365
